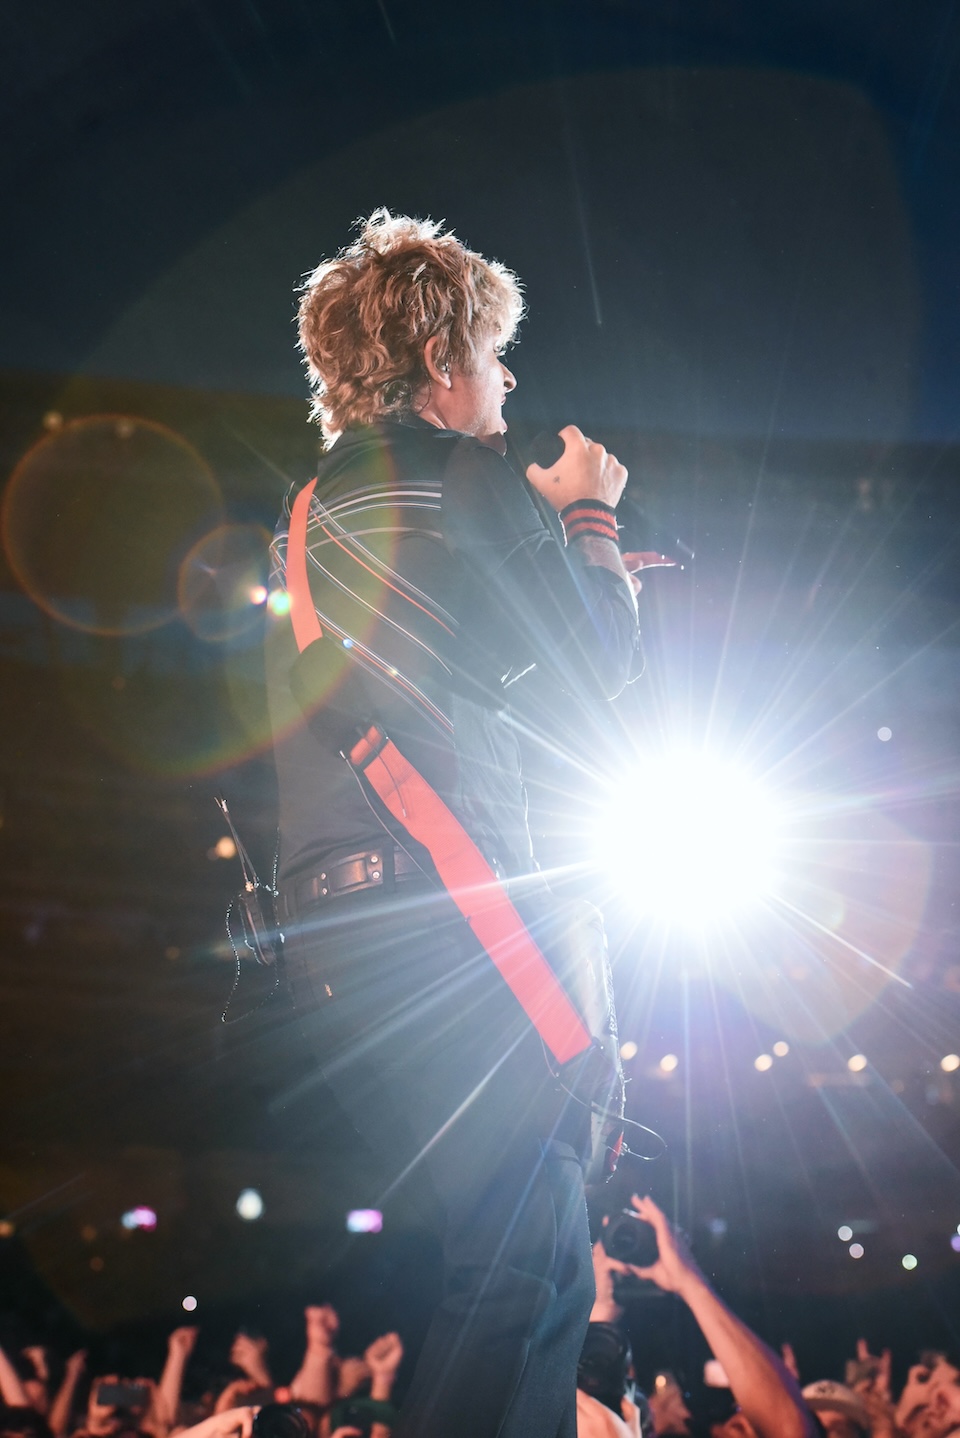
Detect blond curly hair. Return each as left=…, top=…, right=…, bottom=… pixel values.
left=297, top=209, right=525, bottom=444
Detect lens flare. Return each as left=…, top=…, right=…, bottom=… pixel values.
left=2, top=415, right=221, bottom=635
left=177, top=524, right=273, bottom=642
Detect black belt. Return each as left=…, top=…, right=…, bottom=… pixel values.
left=282, top=844, right=425, bottom=915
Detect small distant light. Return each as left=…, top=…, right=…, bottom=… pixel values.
left=90, top=1256, right=105, bottom=1272
left=902, top=1253, right=918, bottom=1270
left=838, top=1225, right=853, bottom=1241
left=42, top=410, right=64, bottom=431
left=707, top=1217, right=728, bottom=1238
left=619, top=1040, right=638, bottom=1061
left=81, top=1224, right=97, bottom=1243
left=877, top=727, right=892, bottom=742
left=654, top=1374, right=668, bottom=1391
left=754, top=1053, right=773, bottom=1072
left=941, top=1054, right=960, bottom=1073
left=773, top=1041, right=790, bottom=1058
left=236, top=1189, right=264, bottom=1221
left=342, top=637, right=354, bottom=648
left=182, top=1295, right=198, bottom=1312
left=346, top=1209, right=383, bottom=1234
left=0, top=1220, right=14, bottom=1238
left=849, top=1243, right=864, bottom=1259
left=848, top=1054, right=868, bottom=1072
left=213, top=836, right=237, bottom=860
left=165, top=946, right=181, bottom=961
left=121, top=1206, right=157, bottom=1231
left=267, top=590, right=291, bottom=616
left=249, top=585, right=268, bottom=606
left=115, top=419, right=136, bottom=440
left=950, top=1235, right=960, bottom=1253
left=659, top=1053, right=679, bottom=1073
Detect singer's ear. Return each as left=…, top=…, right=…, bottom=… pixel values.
left=423, top=336, right=453, bottom=389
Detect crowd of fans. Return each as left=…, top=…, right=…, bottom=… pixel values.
left=1, top=1197, right=957, bottom=1438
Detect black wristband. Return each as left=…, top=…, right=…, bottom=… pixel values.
left=559, top=499, right=620, bottom=545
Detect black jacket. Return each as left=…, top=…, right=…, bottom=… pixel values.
left=267, top=417, right=640, bottom=881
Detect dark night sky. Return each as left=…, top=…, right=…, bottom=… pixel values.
left=3, top=0, right=960, bottom=438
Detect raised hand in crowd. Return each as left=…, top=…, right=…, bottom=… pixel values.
left=48, top=1351, right=86, bottom=1437
left=848, top=1339, right=897, bottom=1438
left=289, top=1307, right=338, bottom=1409
left=20, top=1349, right=50, bottom=1416
left=624, top=1195, right=817, bottom=1438
left=155, top=1328, right=199, bottom=1432
left=363, top=1335, right=402, bottom=1404
left=0, top=1341, right=31, bottom=1409
left=228, top=1336, right=271, bottom=1393
left=79, top=1374, right=160, bottom=1437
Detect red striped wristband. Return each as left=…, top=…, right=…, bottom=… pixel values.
left=559, top=499, right=620, bottom=545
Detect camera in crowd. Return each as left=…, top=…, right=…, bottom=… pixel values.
left=603, top=1209, right=658, bottom=1267
left=251, top=1405, right=312, bottom=1438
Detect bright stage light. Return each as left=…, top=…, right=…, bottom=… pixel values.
left=591, top=749, right=781, bottom=924
left=941, top=1053, right=960, bottom=1072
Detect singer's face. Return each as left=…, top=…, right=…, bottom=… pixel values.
left=448, top=335, right=517, bottom=446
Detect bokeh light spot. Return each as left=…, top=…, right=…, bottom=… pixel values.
left=902, top=1253, right=918, bottom=1270
left=754, top=1053, right=774, bottom=1071
left=659, top=1053, right=679, bottom=1072
left=877, top=726, right=892, bottom=741
left=838, top=1225, right=853, bottom=1242
left=849, top=1243, right=865, bottom=1258
left=848, top=1054, right=868, bottom=1072
left=182, top=1295, right=198, bottom=1312
left=941, top=1053, right=960, bottom=1072
left=619, top=1040, right=638, bottom=1060
left=773, top=1041, right=790, bottom=1057
left=236, top=1189, right=264, bottom=1221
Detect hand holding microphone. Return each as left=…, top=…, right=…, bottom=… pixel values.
left=525, top=425, right=628, bottom=512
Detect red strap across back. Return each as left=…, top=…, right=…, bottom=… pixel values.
left=349, top=725, right=593, bottom=1066
left=286, top=478, right=324, bottom=650
left=284, top=479, right=594, bottom=1068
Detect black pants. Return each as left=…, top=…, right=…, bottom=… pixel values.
left=281, top=879, right=595, bottom=1438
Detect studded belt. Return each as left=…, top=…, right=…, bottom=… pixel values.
left=283, top=844, right=425, bottom=914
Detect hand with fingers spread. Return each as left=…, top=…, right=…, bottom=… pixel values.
left=619, top=1196, right=816, bottom=1438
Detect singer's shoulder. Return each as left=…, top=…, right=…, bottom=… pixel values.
left=441, top=437, right=545, bottom=551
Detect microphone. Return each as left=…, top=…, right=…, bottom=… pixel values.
left=526, top=430, right=695, bottom=565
